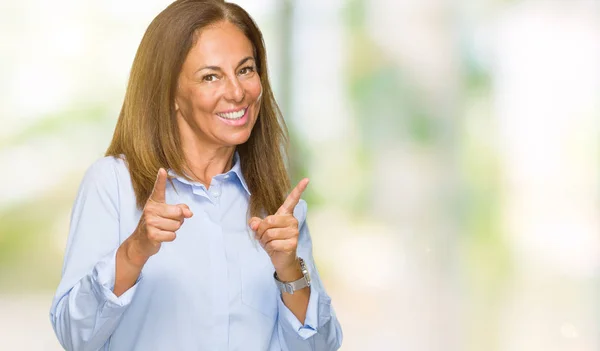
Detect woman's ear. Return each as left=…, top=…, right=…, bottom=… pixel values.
left=174, top=84, right=181, bottom=112
left=257, top=84, right=263, bottom=103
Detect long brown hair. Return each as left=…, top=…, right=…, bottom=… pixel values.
left=106, top=0, right=290, bottom=217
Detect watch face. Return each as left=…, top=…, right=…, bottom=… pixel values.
left=299, top=259, right=311, bottom=285
left=303, top=269, right=311, bottom=282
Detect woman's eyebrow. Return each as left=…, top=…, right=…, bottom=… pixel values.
left=236, top=56, right=255, bottom=67
left=196, top=56, right=255, bottom=73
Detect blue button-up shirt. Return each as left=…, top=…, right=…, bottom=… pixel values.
left=50, top=153, right=342, bottom=351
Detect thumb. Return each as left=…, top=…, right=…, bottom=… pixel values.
left=149, top=168, right=167, bottom=203
left=177, top=204, right=194, bottom=218
left=248, top=217, right=262, bottom=231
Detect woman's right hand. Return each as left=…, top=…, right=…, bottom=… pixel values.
left=126, top=168, right=193, bottom=267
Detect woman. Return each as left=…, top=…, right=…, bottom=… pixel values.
left=49, top=0, right=343, bottom=350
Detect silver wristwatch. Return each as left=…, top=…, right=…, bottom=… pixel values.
left=273, top=257, right=311, bottom=294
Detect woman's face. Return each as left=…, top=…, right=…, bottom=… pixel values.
left=174, top=21, right=262, bottom=150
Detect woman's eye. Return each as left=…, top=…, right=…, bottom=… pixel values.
left=203, top=74, right=218, bottom=82
left=239, top=66, right=255, bottom=75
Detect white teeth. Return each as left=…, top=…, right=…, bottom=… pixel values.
left=217, top=108, right=246, bottom=120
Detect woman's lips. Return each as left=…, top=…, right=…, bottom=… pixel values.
left=216, top=107, right=248, bottom=126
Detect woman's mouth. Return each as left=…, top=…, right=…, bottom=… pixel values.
left=216, top=107, right=248, bottom=126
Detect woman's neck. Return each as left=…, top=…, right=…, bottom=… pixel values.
left=177, top=114, right=237, bottom=188
left=182, top=144, right=236, bottom=188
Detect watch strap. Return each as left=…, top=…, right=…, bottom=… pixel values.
left=274, top=257, right=311, bottom=294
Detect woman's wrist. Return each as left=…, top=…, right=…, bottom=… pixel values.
left=121, top=238, right=150, bottom=269
left=275, top=258, right=303, bottom=282
left=114, top=239, right=147, bottom=296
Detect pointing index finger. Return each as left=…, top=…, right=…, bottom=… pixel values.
left=149, top=168, right=167, bottom=203
left=276, top=178, right=309, bottom=215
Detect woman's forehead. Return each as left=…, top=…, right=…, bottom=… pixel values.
left=187, top=21, right=255, bottom=68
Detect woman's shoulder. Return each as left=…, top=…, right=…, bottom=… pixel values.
left=81, top=155, right=129, bottom=187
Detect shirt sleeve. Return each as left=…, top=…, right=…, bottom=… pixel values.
left=49, top=157, right=141, bottom=351
left=276, top=200, right=343, bottom=351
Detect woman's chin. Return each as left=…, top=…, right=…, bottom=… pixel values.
left=221, top=132, right=252, bottom=147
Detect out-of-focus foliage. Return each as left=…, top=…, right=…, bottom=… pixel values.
left=1, top=0, right=598, bottom=350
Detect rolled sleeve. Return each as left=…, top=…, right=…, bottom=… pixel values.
left=275, top=199, right=342, bottom=350
left=277, top=286, right=329, bottom=339
left=52, top=249, right=143, bottom=351
left=92, top=249, right=141, bottom=317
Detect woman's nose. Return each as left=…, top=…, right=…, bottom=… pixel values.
left=223, top=76, right=245, bottom=103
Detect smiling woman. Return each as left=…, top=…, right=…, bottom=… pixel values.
left=49, top=1, right=342, bottom=350
left=174, top=22, right=264, bottom=172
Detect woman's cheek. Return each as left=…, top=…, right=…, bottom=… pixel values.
left=245, top=76, right=262, bottom=101
left=192, top=89, right=220, bottom=112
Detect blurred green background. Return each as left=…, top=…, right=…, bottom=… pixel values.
left=1, top=0, right=599, bottom=350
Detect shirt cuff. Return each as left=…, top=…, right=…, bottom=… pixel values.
left=277, top=286, right=331, bottom=340
left=91, top=249, right=142, bottom=318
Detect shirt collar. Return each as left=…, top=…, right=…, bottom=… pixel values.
left=227, top=151, right=251, bottom=195
left=167, top=151, right=251, bottom=195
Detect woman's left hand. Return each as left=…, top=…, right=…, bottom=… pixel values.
left=249, top=178, right=309, bottom=277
